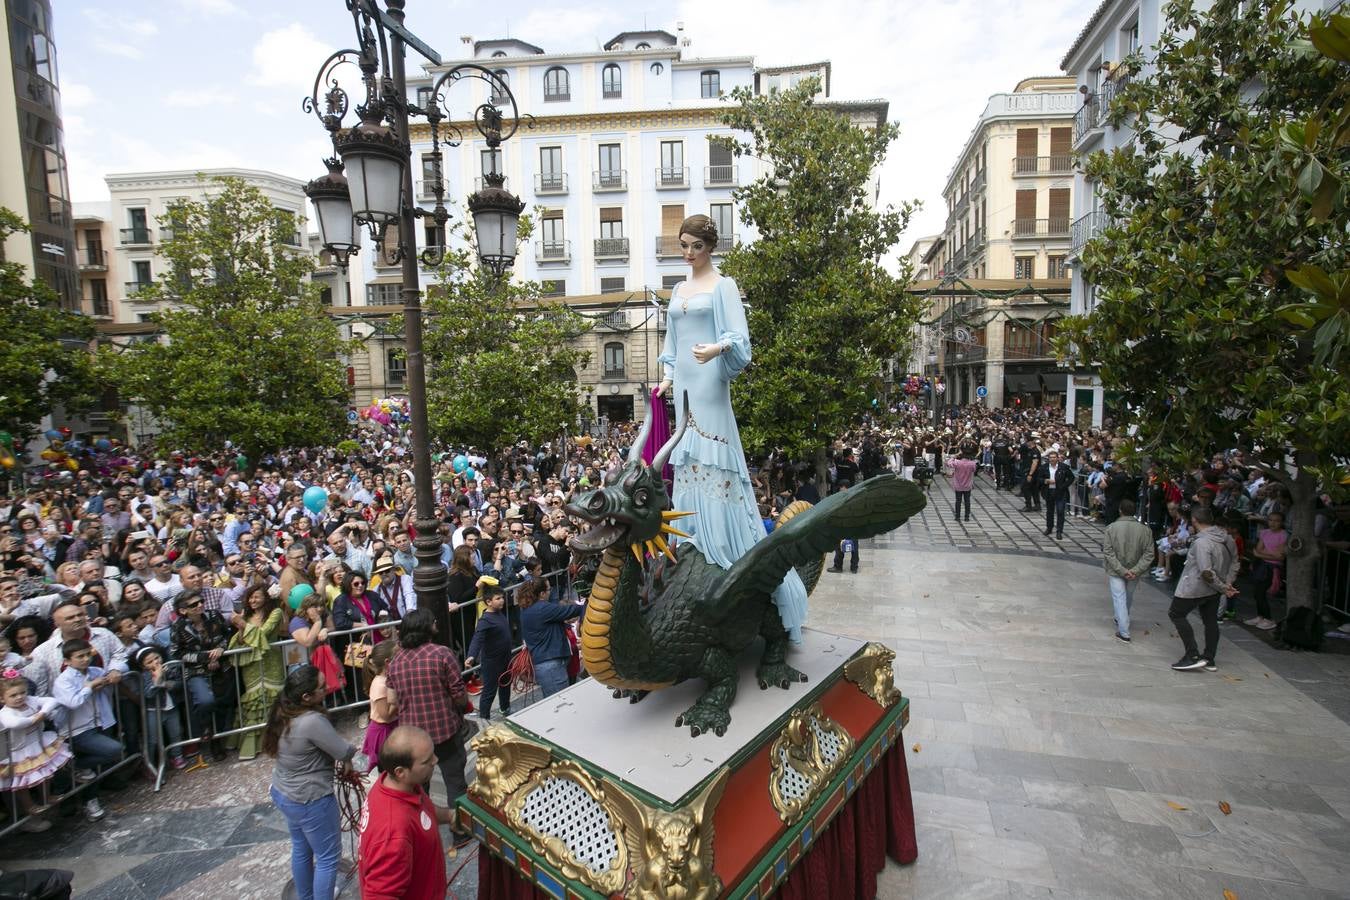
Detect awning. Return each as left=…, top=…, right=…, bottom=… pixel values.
left=1004, top=374, right=1040, bottom=394
left=1039, top=372, right=1067, bottom=392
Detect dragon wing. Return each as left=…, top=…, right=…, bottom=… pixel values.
left=702, top=474, right=926, bottom=619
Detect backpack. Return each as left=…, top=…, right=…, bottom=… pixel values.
left=1276, top=606, right=1323, bottom=651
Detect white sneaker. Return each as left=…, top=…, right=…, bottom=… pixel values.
left=84, top=798, right=106, bottom=821
left=1243, top=616, right=1264, bottom=626
left=74, top=769, right=97, bottom=783
left=1256, top=618, right=1278, bottom=631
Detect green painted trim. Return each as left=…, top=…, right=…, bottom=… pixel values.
left=454, top=795, right=609, bottom=900
left=727, top=697, right=909, bottom=900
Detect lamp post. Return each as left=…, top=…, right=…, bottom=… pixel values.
left=302, top=0, right=527, bottom=648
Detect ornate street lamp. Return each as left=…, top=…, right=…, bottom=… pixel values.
left=301, top=0, right=530, bottom=647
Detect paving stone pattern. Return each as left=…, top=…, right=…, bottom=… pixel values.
left=6, top=470, right=1350, bottom=899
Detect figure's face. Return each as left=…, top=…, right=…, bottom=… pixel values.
left=679, top=232, right=712, bottom=267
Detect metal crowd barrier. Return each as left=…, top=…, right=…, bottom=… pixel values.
left=1317, top=544, right=1350, bottom=620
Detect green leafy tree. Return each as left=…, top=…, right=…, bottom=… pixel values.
left=1059, top=0, right=1349, bottom=609
left=422, top=219, right=591, bottom=450
left=718, top=79, right=921, bottom=471
left=0, top=207, right=97, bottom=445
left=102, top=177, right=351, bottom=462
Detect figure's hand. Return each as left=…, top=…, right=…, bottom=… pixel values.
left=691, top=343, right=723, bottom=364
left=655, top=379, right=672, bottom=397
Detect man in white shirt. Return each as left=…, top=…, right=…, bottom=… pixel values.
left=142, top=553, right=183, bottom=605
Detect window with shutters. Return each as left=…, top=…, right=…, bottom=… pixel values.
left=602, top=64, right=622, bottom=98
left=709, top=203, right=733, bottom=246
left=597, top=143, right=623, bottom=189
left=662, top=275, right=683, bottom=289
left=490, top=70, right=510, bottom=104
left=367, top=283, right=401, bottom=305
left=540, top=279, right=566, bottom=297
left=1014, top=256, right=1035, bottom=280
left=700, top=70, right=720, bottom=98
left=659, top=205, right=684, bottom=256
left=1047, top=255, right=1067, bottom=279
left=1049, top=127, right=1071, bottom=171
left=600, top=277, right=626, bottom=294
left=90, top=278, right=109, bottom=316
left=1014, top=189, right=1037, bottom=235
left=598, top=207, right=623, bottom=239
left=659, top=141, right=685, bottom=185
left=539, top=208, right=566, bottom=259
left=387, top=348, right=406, bottom=386
left=1015, top=128, right=1038, bottom=173
left=1048, top=188, right=1071, bottom=235
left=544, top=66, right=570, bottom=101
left=707, top=139, right=734, bottom=185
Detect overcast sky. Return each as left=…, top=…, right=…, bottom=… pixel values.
left=58, top=0, right=1101, bottom=253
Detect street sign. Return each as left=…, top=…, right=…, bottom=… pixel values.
left=377, top=9, right=442, bottom=65
left=976, top=385, right=988, bottom=398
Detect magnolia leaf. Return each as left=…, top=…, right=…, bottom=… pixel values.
left=1166, top=801, right=1188, bottom=811
left=1276, top=306, right=1318, bottom=328
left=1286, top=264, right=1338, bottom=299
left=1310, top=16, right=1350, bottom=61
left=1297, top=158, right=1325, bottom=197
left=1219, top=801, right=1233, bottom=815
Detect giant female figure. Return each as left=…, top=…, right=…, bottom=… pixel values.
left=656, top=215, right=809, bottom=641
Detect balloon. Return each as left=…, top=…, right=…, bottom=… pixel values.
left=66, top=458, right=78, bottom=471
left=0, top=455, right=13, bottom=469
left=58, top=426, right=71, bottom=437
left=452, top=454, right=469, bottom=473
left=39, top=449, right=58, bottom=461
left=287, top=583, right=315, bottom=611
left=303, top=485, right=329, bottom=515
left=95, top=438, right=112, bottom=451
left=44, top=429, right=61, bottom=441
left=49, top=439, right=63, bottom=452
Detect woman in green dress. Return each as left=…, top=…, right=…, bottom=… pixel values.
left=231, top=582, right=286, bottom=760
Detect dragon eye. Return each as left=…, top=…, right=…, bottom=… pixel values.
left=634, top=488, right=651, bottom=506
left=588, top=494, right=605, bottom=512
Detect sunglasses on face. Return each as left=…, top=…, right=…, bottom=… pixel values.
left=181, top=601, right=203, bottom=610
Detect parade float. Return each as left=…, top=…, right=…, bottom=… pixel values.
left=456, top=396, right=925, bottom=899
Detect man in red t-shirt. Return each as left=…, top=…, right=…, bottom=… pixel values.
left=358, top=726, right=452, bottom=900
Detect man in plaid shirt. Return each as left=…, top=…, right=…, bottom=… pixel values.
left=385, top=608, right=472, bottom=845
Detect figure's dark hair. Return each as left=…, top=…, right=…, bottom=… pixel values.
left=397, top=608, right=435, bottom=649
left=262, top=665, right=324, bottom=757
left=174, top=590, right=203, bottom=613
left=61, top=638, right=92, bottom=659
left=1118, top=498, right=1137, bottom=517
left=1191, top=505, right=1215, bottom=527
left=679, top=214, right=718, bottom=250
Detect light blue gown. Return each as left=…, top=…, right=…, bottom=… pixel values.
left=659, top=276, right=809, bottom=642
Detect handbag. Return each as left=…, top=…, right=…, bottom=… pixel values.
left=344, top=632, right=373, bottom=670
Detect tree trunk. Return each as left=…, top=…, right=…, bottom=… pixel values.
left=814, top=445, right=829, bottom=494
left=1285, top=466, right=1321, bottom=611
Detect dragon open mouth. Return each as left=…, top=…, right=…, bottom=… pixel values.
left=569, top=515, right=629, bottom=554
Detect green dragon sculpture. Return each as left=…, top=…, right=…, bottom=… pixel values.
left=566, top=398, right=927, bottom=737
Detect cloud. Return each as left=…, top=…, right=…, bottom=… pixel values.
left=514, top=7, right=617, bottom=52
left=175, top=0, right=243, bottom=15
left=81, top=9, right=158, bottom=58
left=62, top=81, right=95, bottom=110
left=163, top=87, right=238, bottom=108
left=248, top=23, right=333, bottom=93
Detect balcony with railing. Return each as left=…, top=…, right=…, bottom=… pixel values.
left=967, top=227, right=986, bottom=255
left=417, top=178, right=443, bottom=200
left=655, top=236, right=682, bottom=258
left=1012, top=155, right=1073, bottom=176
left=120, top=227, right=152, bottom=246
left=594, top=237, right=630, bottom=259
left=1071, top=209, right=1110, bottom=254
left=970, top=170, right=987, bottom=196
left=955, top=190, right=970, bottom=218
left=712, top=234, right=736, bottom=256
left=593, top=169, right=627, bottom=191
left=90, top=295, right=111, bottom=317
left=655, top=166, right=689, bottom=189
left=1073, top=70, right=1132, bottom=147
left=80, top=248, right=107, bottom=271
left=474, top=175, right=509, bottom=192
left=1011, top=217, right=1071, bottom=239
left=535, top=240, right=570, bottom=263
left=602, top=367, right=626, bottom=380
left=1004, top=338, right=1058, bottom=360
left=704, top=165, right=737, bottom=187
left=125, top=280, right=154, bottom=297
left=535, top=172, right=568, bottom=195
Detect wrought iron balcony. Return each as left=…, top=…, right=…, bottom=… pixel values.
left=120, top=228, right=152, bottom=246
left=967, top=227, right=986, bottom=253
left=417, top=178, right=443, bottom=200
left=602, top=367, right=626, bottom=380
left=474, top=175, right=509, bottom=192
left=656, top=166, right=689, bottom=189
left=1012, top=155, right=1073, bottom=175
left=970, top=170, right=986, bottom=196
left=536, top=239, right=571, bottom=263
left=1012, top=217, right=1071, bottom=239
left=125, top=281, right=154, bottom=296
left=594, top=237, right=630, bottom=259
left=655, top=236, right=682, bottom=258
left=1071, top=210, right=1110, bottom=254
left=90, top=296, right=111, bottom=317
left=602, top=87, right=621, bottom=99
left=535, top=172, right=568, bottom=195
left=80, top=249, right=107, bottom=270
left=705, top=165, right=736, bottom=187
left=544, top=89, right=570, bottom=102
left=593, top=169, right=627, bottom=191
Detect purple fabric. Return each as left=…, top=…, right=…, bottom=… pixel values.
left=641, top=388, right=675, bottom=489
left=950, top=458, right=977, bottom=492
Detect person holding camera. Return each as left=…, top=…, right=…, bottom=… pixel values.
left=324, top=522, right=372, bottom=579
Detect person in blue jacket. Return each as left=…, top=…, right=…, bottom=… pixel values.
left=463, top=585, right=512, bottom=721
left=516, top=576, right=583, bottom=698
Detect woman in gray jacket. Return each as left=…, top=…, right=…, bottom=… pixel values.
left=262, top=665, right=356, bottom=900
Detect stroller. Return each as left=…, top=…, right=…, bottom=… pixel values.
left=911, top=460, right=935, bottom=493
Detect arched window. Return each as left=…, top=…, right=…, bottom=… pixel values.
left=544, top=66, right=570, bottom=101
left=602, top=63, right=621, bottom=98
left=650, top=62, right=664, bottom=76
left=603, top=342, right=625, bottom=378
left=635, top=42, right=651, bottom=49
left=491, top=50, right=507, bottom=58
left=490, top=69, right=509, bottom=104
left=700, top=70, right=721, bottom=98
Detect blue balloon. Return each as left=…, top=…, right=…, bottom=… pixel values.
left=94, top=438, right=112, bottom=451
left=452, top=454, right=469, bottom=473
left=303, top=485, right=329, bottom=515
left=44, top=429, right=62, bottom=441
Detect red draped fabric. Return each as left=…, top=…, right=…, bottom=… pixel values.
left=477, top=741, right=917, bottom=900
left=640, top=387, right=674, bottom=488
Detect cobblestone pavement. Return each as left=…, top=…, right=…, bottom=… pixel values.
left=6, top=472, right=1350, bottom=898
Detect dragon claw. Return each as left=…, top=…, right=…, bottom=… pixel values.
left=675, top=698, right=732, bottom=738
left=757, top=661, right=808, bottom=692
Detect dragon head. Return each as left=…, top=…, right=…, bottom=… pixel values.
left=566, top=393, right=693, bottom=561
